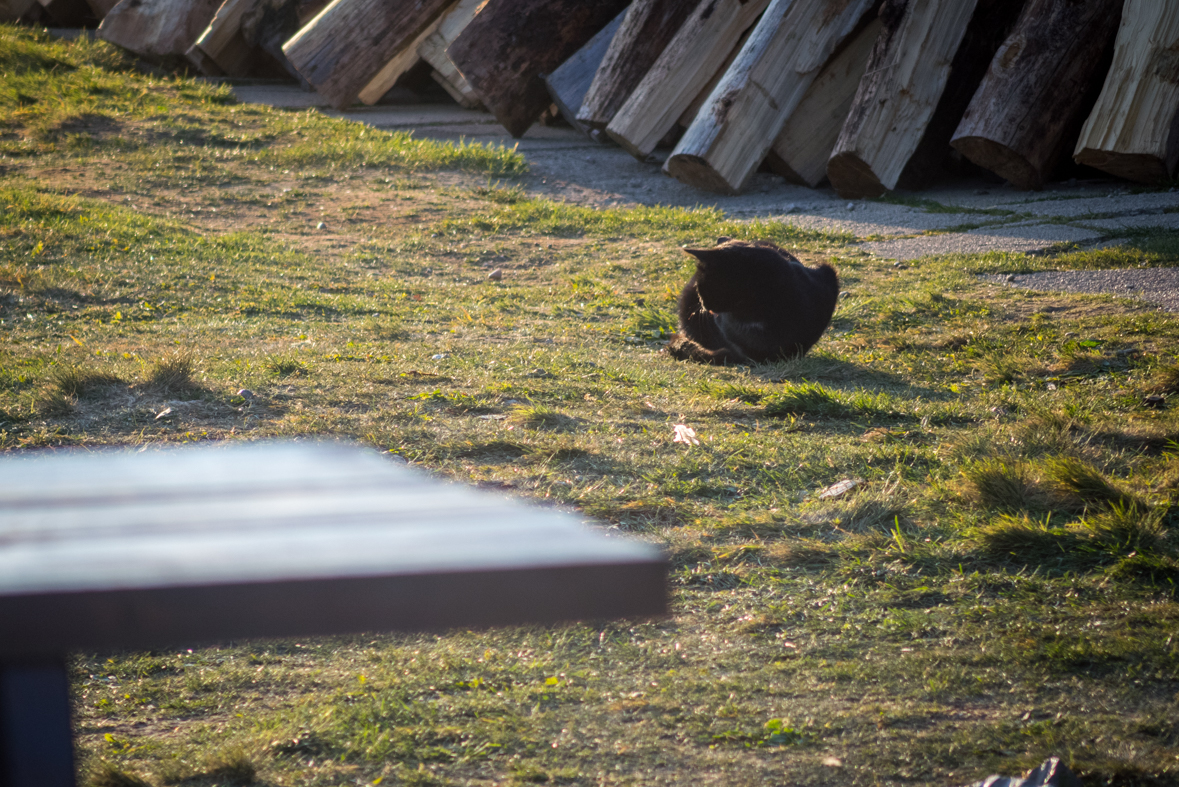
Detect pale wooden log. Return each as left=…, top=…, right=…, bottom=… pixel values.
left=186, top=0, right=256, bottom=77
left=951, top=0, right=1122, bottom=190
left=1074, top=0, right=1179, bottom=184
left=283, top=0, right=455, bottom=111
left=766, top=17, right=881, bottom=187
left=606, top=0, right=770, bottom=160
left=357, top=3, right=452, bottom=106
left=418, top=0, right=487, bottom=109
left=98, top=0, right=222, bottom=58
left=676, top=24, right=752, bottom=128
left=576, top=0, right=700, bottom=131
left=447, top=0, right=631, bottom=138
left=543, top=10, right=627, bottom=136
left=665, top=0, right=877, bottom=194
left=827, top=0, right=1026, bottom=198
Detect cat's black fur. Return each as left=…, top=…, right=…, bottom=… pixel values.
left=666, top=238, right=839, bottom=365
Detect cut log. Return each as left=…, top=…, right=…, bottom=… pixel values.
left=283, top=0, right=455, bottom=110
left=766, top=17, right=882, bottom=187
left=576, top=0, right=700, bottom=131
left=186, top=0, right=258, bottom=77
left=543, top=10, right=627, bottom=136
left=357, top=3, right=453, bottom=106
left=951, top=0, right=1122, bottom=190
left=447, top=0, right=631, bottom=138
left=665, top=0, right=878, bottom=194
left=676, top=23, right=753, bottom=128
left=827, top=0, right=1024, bottom=199
left=98, top=0, right=222, bottom=59
left=418, top=0, right=487, bottom=109
left=605, top=0, right=770, bottom=160
left=1074, top=0, right=1179, bottom=184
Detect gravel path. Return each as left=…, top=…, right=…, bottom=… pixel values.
left=982, top=268, right=1179, bottom=312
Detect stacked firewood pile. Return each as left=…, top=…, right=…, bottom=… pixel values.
left=9, top=0, right=1178, bottom=196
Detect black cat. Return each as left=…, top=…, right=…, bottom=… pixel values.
left=666, top=238, right=839, bottom=365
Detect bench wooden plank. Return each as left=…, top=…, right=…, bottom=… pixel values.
left=0, top=441, right=666, bottom=658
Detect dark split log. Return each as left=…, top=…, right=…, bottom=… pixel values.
left=576, top=0, right=700, bottom=132
left=951, top=0, right=1122, bottom=190
left=447, top=0, right=631, bottom=138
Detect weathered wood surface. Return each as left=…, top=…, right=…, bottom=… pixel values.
left=827, top=0, right=1026, bottom=198
left=98, top=0, right=222, bottom=58
left=766, top=17, right=881, bottom=187
left=576, top=0, right=700, bottom=131
left=357, top=2, right=453, bottom=105
left=283, top=0, right=455, bottom=110
left=665, top=0, right=877, bottom=194
left=1074, top=0, right=1179, bottom=183
left=675, top=24, right=753, bottom=129
left=418, top=0, right=487, bottom=109
left=544, top=10, right=627, bottom=136
left=951, top=0, right=1122, bottom=190
left=447, top=0, right=631, bottom=138
left=186, top=0, right=257, bottom=76
left=606, top=0, right=770, bottom=160
left=0, top=442, right=666, bottom=659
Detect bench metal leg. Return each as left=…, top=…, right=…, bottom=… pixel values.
left=0, top=660, right=77, bottom=787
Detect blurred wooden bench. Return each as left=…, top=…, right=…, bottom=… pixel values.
left=0, top=441, right=666, bottom=787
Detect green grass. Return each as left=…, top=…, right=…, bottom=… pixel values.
left=4, top=24, right=1179, bottom=787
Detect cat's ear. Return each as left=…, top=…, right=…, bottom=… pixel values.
left=682, top=247, right=722, bottom=267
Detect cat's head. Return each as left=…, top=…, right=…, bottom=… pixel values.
left=682, top=239, right=791, bottom=309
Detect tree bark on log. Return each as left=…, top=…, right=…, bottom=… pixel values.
left=664, top=0, right=878, bottom=194
left=283, top=0, right=455, bottom=110
left=605, top=0, right=770, bottom=160
left=826, top=0, right=1022, bottom=199
left=766, top=17, right=881, bottom=187
left=418, top=0, right=486, bottom=109
left=576, top=0, right=700, bottom=131
left=543, top=10, right=627, bottom=136
left=98, top=0, right=222, bottom=59
left=446, top=0, right=631, bottom=138
left=951, top=0, right=1122, bottom=190
left=1074, top=0, right=1179, bottom=184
